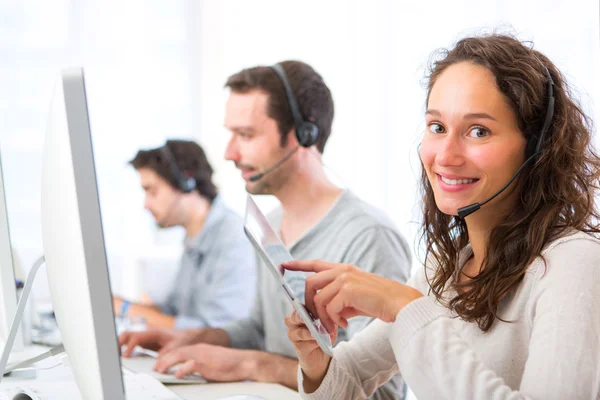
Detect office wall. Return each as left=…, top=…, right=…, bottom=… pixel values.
left=194, top=0, right=600, bottom=268
left=0, top=0, right=199, bottom=299
left=1, top=0, right=598, bottom=302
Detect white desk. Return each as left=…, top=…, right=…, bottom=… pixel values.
left=169, top=382, right=301, bottom=399
left=4, top=346, right=301, bottom=400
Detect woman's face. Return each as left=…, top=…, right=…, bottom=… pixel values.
left=420, top=62, right=527, bottom=218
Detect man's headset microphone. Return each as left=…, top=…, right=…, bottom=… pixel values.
left=248, top=63, right=319, bottom=183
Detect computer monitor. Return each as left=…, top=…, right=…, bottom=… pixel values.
left=0, top=150, right=19, bottom=351
left=40, top=68, right=125, bottom=399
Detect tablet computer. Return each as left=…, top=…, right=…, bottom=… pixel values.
left=243, top=195, right=333, bottom=356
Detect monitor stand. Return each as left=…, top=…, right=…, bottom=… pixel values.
left=0, top=256, right=64, bottom=382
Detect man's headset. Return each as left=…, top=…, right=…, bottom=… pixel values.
left=457, top=64, right=556, bottom=218
left=271, top=63, right=319, bottom=148
left=159, top=144, right=197, bottom=193
left=248, top=63, right=319, bottom=182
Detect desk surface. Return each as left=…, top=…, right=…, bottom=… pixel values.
left=5, top=346, right=301, bottom=400
left=169, top=382, right=300, bottom=399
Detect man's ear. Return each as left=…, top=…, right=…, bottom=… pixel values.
left=286, top=127, right=299, bottom=147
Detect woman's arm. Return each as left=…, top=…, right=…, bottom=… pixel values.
left=296, top=317, right=400, bottom=400
left=284, top=263, right=432, bottom=399
left=390, top=237, right=600, bottom=399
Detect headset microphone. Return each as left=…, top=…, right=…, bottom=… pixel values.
left=457, top=153, right=538, bottom=218
left=457, top=65, right=555, bottom=219
left=248, top=145, right=300, bottom=182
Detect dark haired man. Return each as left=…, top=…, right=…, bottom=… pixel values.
left=113, top=139, right=256, bottom=330
left=120, top=63, right=410, bottom=399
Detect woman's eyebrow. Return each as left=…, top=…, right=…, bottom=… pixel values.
left=463, top=112, right=497, bottom=121
left=425, top=109, right=497, bottom=122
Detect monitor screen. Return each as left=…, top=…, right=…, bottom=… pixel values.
left=40, top=68, right=125, bottom=399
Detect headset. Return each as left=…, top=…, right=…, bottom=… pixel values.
left=248, top=64, right=320, bottom=182
left=159, top=144, right=197, bottom=193
left=270, top=63, right=319, bottom=148
left=457, top=65, right=555, bottom=218
left=526, top=66, right=556, bottom=160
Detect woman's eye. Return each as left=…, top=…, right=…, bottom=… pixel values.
left=428, top=123, right=445, bottom=134
left=468, top=126, right=490, bottom=138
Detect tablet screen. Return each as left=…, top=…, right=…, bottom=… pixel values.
left=243, top=195, right=333, bottom=355
left=244, top=195, right=291, bottom=276
left=243, top=195, right=307, bottom=305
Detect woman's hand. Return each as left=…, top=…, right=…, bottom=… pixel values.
left=284, top=310, right=337, bottom=393
left=283, top=260, right=423, bottom=334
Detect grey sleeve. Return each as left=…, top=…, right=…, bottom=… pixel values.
left=339, top=226, right=411, bottom=339
left=339, top=226, right=411, bottom=400
left=160, top=295, right=178, bottom=317
left=158, top=259, right=184, bottom=316
left=174, top=240, right=258, bottom=330
left=221, top=256, right=266, bottom=350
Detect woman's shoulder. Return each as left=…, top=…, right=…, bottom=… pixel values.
left=406, top=262, right=437, bottom=295
left=533, top=230, right=600, bottom=286
left=541, top=230, right=600, bottom=258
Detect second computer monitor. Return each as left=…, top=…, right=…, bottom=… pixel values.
left=0, top=150, right=19, bottom=351
left=40, top=67, right=125, bottom=400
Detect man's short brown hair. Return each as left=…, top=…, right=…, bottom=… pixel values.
left=225, top=60, right=334, bottom=153
left=129, top=139, right=217, bottom=201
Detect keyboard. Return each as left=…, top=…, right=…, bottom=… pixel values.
left=123, top=368, right=183, bottom=399
left=0, top=369, right=182, bottom=400
left=121, top=346, right=206, bottom=384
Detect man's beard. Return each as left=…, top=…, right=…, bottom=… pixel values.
left=238, top=154, right=290, bottom=195
left=245, top=171, right=284, bottom=195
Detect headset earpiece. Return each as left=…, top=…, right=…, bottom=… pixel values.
left=179, top=175, right=197, bottom=193
left=270, top=64, right=319, bottom=148
left=296, top=121, right=319, bottom=148
left=160, top=144, right=197, bottom=193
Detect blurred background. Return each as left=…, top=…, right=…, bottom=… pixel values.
left=1, top=0, right=599, bottom=306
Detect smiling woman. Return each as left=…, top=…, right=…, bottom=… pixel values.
left=421, top=61, right=528, bottom=219
left=283, top=33, right=600, bottom=400
left=419, top=35, right=599, bottom=332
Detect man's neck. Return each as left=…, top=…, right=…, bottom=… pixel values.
left=183, top=196, right=212, bottom=238
left=275, top=171, right=342, bottom=246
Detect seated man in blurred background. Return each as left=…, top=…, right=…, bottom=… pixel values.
left=120, top=62, right=411, bottom=399
left=113, top=139, right=256, bottom=329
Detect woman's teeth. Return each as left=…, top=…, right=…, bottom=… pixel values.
left=440, top=176, right=476, bottom=185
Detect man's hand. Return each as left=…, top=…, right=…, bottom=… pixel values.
left=119, top=328, right=194, bottom=358
left=119, top=327, right=231, bottom=358
left=154, top=343, right=300, bottom=389
left=154, top=344, right=256, bottom=382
